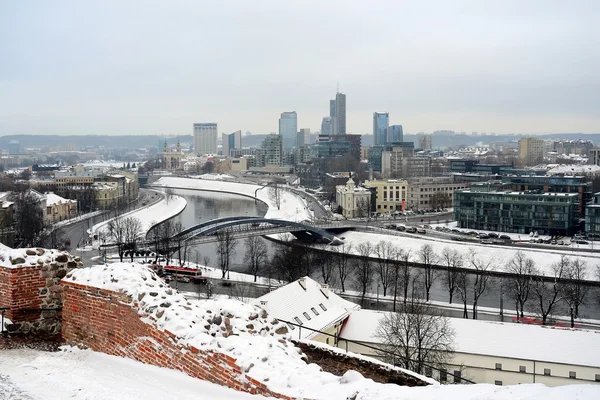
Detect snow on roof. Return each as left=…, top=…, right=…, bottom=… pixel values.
left=547, top=164, right=600, bottom=175
left=340, top=309, right=600, bottom=368
left=254, top=277, right=360, bottom=339
left=62, top=263, right=432, bottom=398
left=0, top=248, right=72, bottom=269
left=45, top=192, right=76, bottom=206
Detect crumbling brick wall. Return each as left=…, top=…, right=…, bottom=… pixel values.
left=61, top=281, right=294, bottom=399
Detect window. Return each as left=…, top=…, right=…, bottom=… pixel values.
left=495, top=363, right=502, bottom=370
left=294, top=317, right=303, bottom=325
left=569, top=371, right=576, bottom=379
left=311, top=307, right=319, bottom=316
left=319, top=303, right=327, bottom=311
left=544, top=368, right=551, bottom=376
left=303, top=312, right=311, bottom=320
left=439, top=369, right=447, bottom=383
left=453, top=370, right=461, bottom=384
left=519, top=366, right=526, bottom=373
left=495, top=380, right=502, bottom=386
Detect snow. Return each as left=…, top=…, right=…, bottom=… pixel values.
left=0, top=248, right=70, bottom=269
left=338, top=230, right=600, bottom=279
left=152, top=176, right=313, bottom=222
left=546, top=164, right=600, bottom=176
left=91, top=193, right=187, bottom=237
left=45, top=192, right=76, bottom=206
left=2, top=347, right=600, bottom=400
left=340, top=309, right=600, bottom=368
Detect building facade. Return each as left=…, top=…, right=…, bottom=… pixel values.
left=279, top=111, right=298, bottom=150
left=387, top=125, right=403, bottom=143
left=381, top=144, right=415, bottom=178
left=406, top=177, right=470, bottom=211
left=335, top=178, right=372, bottom=218
left=364, top=179, right=409, bottom=214
left=161, top=140, right=184, bottom=170
left=193, top=123, right=218, bottom=156
left=260, top=134, right=283, bottom=167
left=321, top=117, right=332, bottom=137
left=334, top=92, right=346, bottom=135
left=222, top=130, right=242, bottom=157
left=519, top=137, right=544, bottom=166
left=297, top=128, right=310, bottom=147
left=373, top=112, right=389, bottom=146
left=585, top=193, right=600, bottom=239
left=418, top=134, right=433, bottom=151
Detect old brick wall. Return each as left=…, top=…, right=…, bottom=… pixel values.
left=0, top=249, right=82, bottom=336
left=61, top=281, right=294, bottom=399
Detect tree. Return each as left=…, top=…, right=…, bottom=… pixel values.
left=531, top=255, right=568, bottom=325
left=270, top=240, right=304, bottom=283
left=455, top=269, right=470, bottom=319
left=505, top=251, right=535, bottom=321
left=243, top=236, right=268, bottom=282
left=333, top=243, right=353, bottom=292
left=441, top=247, right=463, bottom=304
left=39, top=226, right=67, bottom=250
left=418, top=244, right=437, bottom=302
left=315, top=247, right=336, bottom=286
left=202, top=161, right=215, bottom=173
left=123, top=216, right=143, bottom=261
left=353, top=242, right=373, bottom=306
left=107, top=217, right=126, bottom=262
left=13, top=191, right=45, bottom=247
left=430, top=192, right=451, bottom=209
left=355, top=197, right=372, bottom=219
left=376, top=299, right=455, bottom=375
left=216, top=228, right=237, bottom=279
left=269, top=183, right=282, bottom=210
left=563, top=258, right=588, bottom=328
left=397, top=249, right=413, bottom=305
left=468, top=250, right=493, bottom=320
left=375, top=241, right=396, bottom=297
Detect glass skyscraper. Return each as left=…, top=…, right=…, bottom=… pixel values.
left=388, top=125, right=403, bottom=143
left=373, top=112, right=389, bottom=146
left=279, top=111, right=298, bottom=150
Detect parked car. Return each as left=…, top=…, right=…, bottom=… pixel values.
left=396, top=225, right=406, bottom=232
left=406, top=227, right=417, bottom=233
left=575, top=239, right=589, bottom=244
left=499, top=235, right=511, bottom=240
left=417, top=228, right=426, bottom=234
left=487, top=233, right=499, bottom=238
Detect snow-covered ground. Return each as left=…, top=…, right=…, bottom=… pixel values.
left=152, top=176, right=313, bottom=221
left=2, top=346, right=600, bottom=400
left=90, top=193, right=187, bottom=237
left=339, top=230, right=600, bottom=279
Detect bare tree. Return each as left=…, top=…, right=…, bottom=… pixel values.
left=531, top=255, right=568, bottom=325
left=270, top=240, right=304, bottom=283
left=333, top=243, right=353, bottom=292
left=376, top=299, right=455, bottom=375
left=418, top=244, right=437, bottom=302
left=505, top=251, right=535, bottom=321
left=315, top=246, right=336, bottom=285
left=13, top=191, right=45, bottom=247
left=353, top=242, right=374, bottom=305
left=468, top=250, right=493, bottom=320
left=398, top=249, right=412, bottom=304
left=441, top=247, right=463, bottom=304
left=122, top=216, right=143, bottom=262
left=456, top=269, right=469, bottom=319
left=107, top=217, right=126, bottom=261
left=269, top=182, right=282, bottom=210
left=375, top=241, right=396, bottom=297
left=563, top=258, right=588, bottom=328
left=243, top=236, right=268, bottom=282
left=165, top=188, right=175, bottom=204
left=216, top=228, right=237, bottom=279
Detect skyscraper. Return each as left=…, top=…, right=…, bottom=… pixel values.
left=388, top=125, right=403, bottom=143
left=519, top=137, right=544, bottom=166
left=321, top=117, right=332, bottom=137
left=193, top=123, right=218, bottom=156
left=222, top=130, right=242, bottom=156
left=418, top=134, right=433, bottom=151
left=373, top=112, right=389, bottom=146
left=297, top=128, right=310, bottom=147
left=279, top=111, right=298, bottom=151
left=335, top=92, right=346, bottom=135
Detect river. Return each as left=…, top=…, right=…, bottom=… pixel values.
left=167, top=188, right=600, bottom=322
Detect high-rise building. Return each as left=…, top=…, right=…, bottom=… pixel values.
left=321, top=117, right=332, bottom=136
left=297, top=128, right=310, bottom=147
left=519, top=137, right=544, bottom=166
left=589, top=148, right=600, bottom=166
left=193, top=123, right=218, bottom=156
left=222, top=130, right=242, bottom=157
left=418, top=134, right=433, bottom=151
left=388, top=125, right=403, bottom=143
left=279, top=111, right=298, bottom=151
left=335, top=92, right=346, bottom=134
left=261, top=134, right=283, bottom=166
left=373, top=112, right=389, bottom=146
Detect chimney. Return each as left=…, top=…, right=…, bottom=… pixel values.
left=298, top=277, right=307, bottom=290
left=320, top=283, right=329, bottom=298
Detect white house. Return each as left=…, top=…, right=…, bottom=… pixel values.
left=335, top=177, right=371, bottom=218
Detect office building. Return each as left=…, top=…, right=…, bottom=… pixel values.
left=260, top=134, right=283, bottom=167
left=193, top=123, right=218, bottom=156
left=279, top=111, right=298, bottom=151
left=222, top=130, right=242, bottom=157
left=418, top=134, right=433, bottom=151
left=519, top=137, right=544, bottom=166
left=312, top=134, right=361, bottom=161
left=373, top=112, right=389, bottom=146
left=369, top=142, right=414, bottom=173
left=335, top=92, right=346, bottom=134
left=297, top=128, right=310, bottom=147
left=364, top=179, right=409, bottom=213
left=321, top=117, right=332, bottom=136
left=406, top=177, right=470, bottom=211
left=589, top=148, right=600, bottom=166
left=585, top=193, right=600, bottom=239
left=387, top=125, right=403, bottom=143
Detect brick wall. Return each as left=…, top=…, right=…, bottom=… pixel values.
left=0, top=249, right=82, bottom=336
left=61, top=281, right=295, bottom=399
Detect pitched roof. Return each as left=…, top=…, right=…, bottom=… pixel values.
left=254, top=277, right=360, bottom=339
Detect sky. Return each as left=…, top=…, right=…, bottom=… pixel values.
left=1, top=0, right=599, bottom=136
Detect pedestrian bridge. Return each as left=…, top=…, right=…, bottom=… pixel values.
left=174, top=216, right=340, bottom=244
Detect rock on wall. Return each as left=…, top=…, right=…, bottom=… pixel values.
left=0, top=248, right=83, bottom=337
left=61, top=281, right=293, bottom=399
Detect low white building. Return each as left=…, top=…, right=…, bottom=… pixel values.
left=335, top=177, right=371, bottom=218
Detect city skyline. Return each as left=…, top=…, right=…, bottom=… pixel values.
left=1, top=1, right=599, bottom=136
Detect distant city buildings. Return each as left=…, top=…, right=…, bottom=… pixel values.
left=193, top=123, right=218, bottom=156
left=326, top=92, right=346, bottom=136
left=222, top=130, right=242, bottom=157
left=518, top=137, right=544, bottom=166
left=279, top=111, right=298, bottom=151
left=297, top=128, right=310, bottom=147
left=373, top=112, right=389, bottom=146
left=320, top=117, right=332, bottom=136
left=418, top=134, right=433, bottom=151
left=387, top=125, right=403, bottom=143
left=260, top=134, right=283, bottom=167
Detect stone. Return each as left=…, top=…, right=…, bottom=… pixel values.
left=55, top=254, right=69, bottom=263
left=10, top=257, right=25, bottom=265
left=244, top=363, right=254, bottom=373
left=212, top=315, right=222, bottom=325
left=138, top=293, right=146, bottom=301
left=36, top=248, right=45, bottom=256
left=149, top=292, right=158, bottom=297
left=6, top=323, right=20, bottom=332
left=55, top=269, right=67, bottom=279
left=260, top=310, right=268, bottom=319
left=26, top=249, right=37, bottom=256
left=41, top=310, right=57, bottom=319
left=224, top=317, right=231, bottom=328
left=275, top=326, right=288, bottom=335
left=39, top=288, right=48, bottom=295
left=67, top=261, right=77, bottom=269
left=248, top=313, right=258, bottom=320
left=156, top=310, right=165, bottom=318
left=160, top=301, right=172, bottom=308
left=246, top=323, right=254, bottom=330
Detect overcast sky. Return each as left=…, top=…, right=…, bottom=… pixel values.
left=1, top=0, right=599, bottom=136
